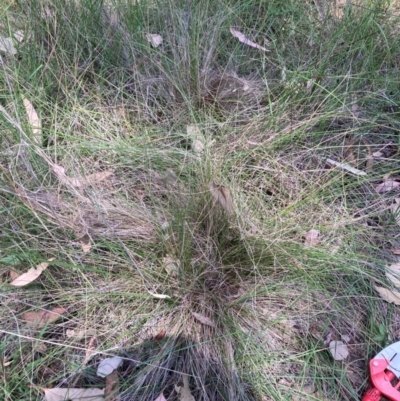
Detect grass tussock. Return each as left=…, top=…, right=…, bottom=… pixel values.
left=1, top=0, right=400, bottom=400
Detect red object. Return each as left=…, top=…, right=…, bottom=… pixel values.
left=363, top=342, right=400, bottom=401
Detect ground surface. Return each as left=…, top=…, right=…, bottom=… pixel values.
left=1, top=0, right=400, bottom=400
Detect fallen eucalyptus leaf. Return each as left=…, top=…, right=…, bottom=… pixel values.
left=386, top=263, right=400, bottom=287
left=175, top=375, right=195, bottom=401
left=43, top=387, right=104, bottom=401
left=153, top=393, right=167, bottom=401
left=104, top=370, right=119, bottom=401
left=229, top=28, right=269, bottom=52
left=66, top=328, right=96, bottom=339
left=209, top=182, right=233, bottom=213
left=146, top=33, right=163, bottom=47
left=304, top=229, right=320, bottom=247
left=23, top=98, right=42, bottom=145
left=329, top=340, right=349, bottom=361
left=10, top=260, right=53, bottom=286
left=149, top=292, right=171, bottom=299
left=376, top=179, right=400, bottom=193
left=22, top=307, right=66, bottom=328
left=192, top=312, right=215, bottom=328
left=326, top=158, right=367, bottom=176
left=0, top=36, right=17, bottom=55
left=375, top=285, right=400, bottom=305
left=97, top=356, right=123, bottom=378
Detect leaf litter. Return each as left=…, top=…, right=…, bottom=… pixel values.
left=209, top=182, right=234, bottom=213
left=376, top=179, right=400, bottom=193
left=304, top=229, right=320, bottom=247
left=375, top=263, right=400, bottom=305
left=104, top=370, right=119, bottom=401
left=229, top=28, right=269, bottom=52
left=97, top=356, right=123, bottom=378
left=10, top=259, right=54, bottom=286
left=23, top=98, right=42, bottom=145
left=175, top=375, right=195, bottom=401
left=43, top=388, right=104, bottom=401
left=192, top=312, right=215, bottom=328
left=153, top=393, right=167, bottom=401
left=22, top=307, right=67, bottom=328
left=329, top=340, right=349, bottom=361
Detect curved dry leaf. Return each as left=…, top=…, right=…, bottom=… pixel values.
left=391, top=198, right=400, bottom=226
left=9, top=269, right=19, bottom=280
left=153, top=393, right=167, bottom=401
left=326, top=158, right=367, bottom=176
left=105, top=370, right=119, bottom=401
left=329, top=340, right=349, bottom=361
left=23, top=98, right=42, bottom=144
left=376, top=179, right=400, bottom=193
left=97, top=356, right=123, bottom=378
left=43, top=388, right=104, bottom=401
left=10, top=262, right=50, bottom=286
left=13, top=30, right=25, bottom=43
left=149, top=292, right=171, bottom=299
left=175, top=376, right=195, bottom=401
left=146, top=33, right=163, bottom=47
left=192, top=312, right=215, bottom=328
left=304, top=229, right=320, bottom=247
left=66, top=328, right=96, bottom=339
left=386, top=263, right=400, bottom=287
left=0, top=36, right=17, bottom=55
left=229, top=28, right=269, bottom=52
left=209, top=182, right=233, bottom=213
left=22, top=307, right=66, bottom=328
left=375, top=285, right=400, bottom=305
left=52, top=164, right=114, bottom=188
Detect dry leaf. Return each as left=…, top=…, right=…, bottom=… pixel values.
left=0, top=36, right=17, bottom=55
left=83, top=171, right=114, bottom=187
left=153, top=393, right=167, bottom=401
left=175, top=375, right=195, bottom=401
left=83, top=336, right=97, bottom=365
left=209, top=182, right=234, bottom=213
left=22, top=307, right=66, bottom=328
left=163, top=255, right=180, bottom=276
left=304, top=229, right=320, bottom=247
left=391, top=198, right=400, bottom=225
left=13, top=30, right=24, bottom=42
left=281, top=66, right=287, bottom=82
left=329, top=340, right=349, bottom=360
left=23, top=98, right=42, bottom=145
left=154, top=329, right=166, bottom=340
left=80, top=234, right=92, bottom=253
left=97, top=356, right=123, bottom=378
left=326, top=158, right=367, bottom=176
left=66, top=328, right=96, bottom=339
left=187, top=125, right=205, bottom=155
left=192, top=312, right=215, bottom=328
left=146, top=33, right=163, bottom=47
left=375, top=285, right=400, bottom=305
left=149, top=292, right=171, bottom=299
left=386, top=263, right=400, bottom=287
left=391, top=248, right=400, bottom=255
left=376, top=179, right=400, bottom=193
left=104, top=370, right=119, bottom=401
left=43, top=387, right=104, bottom=401
left=10, top=261, right=51, bottom=286
left=341, top=334, right=350, bottom=343
left=229, top=28, right=269, bottom=52
left=9, top=269, right=19, bottom=281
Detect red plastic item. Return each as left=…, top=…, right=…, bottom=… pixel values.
left=363, top=342, right=400, bottom=401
